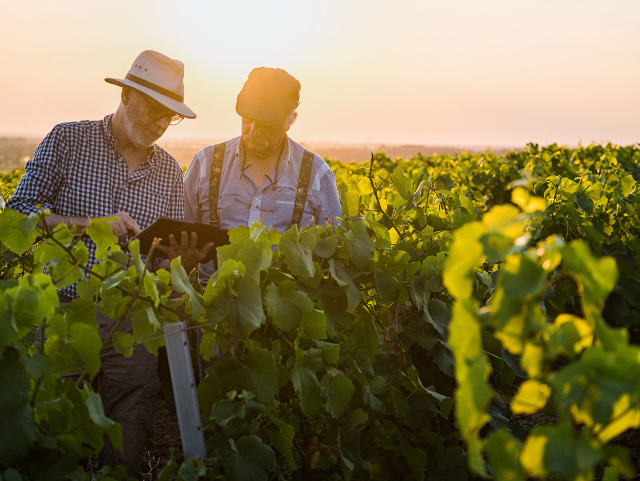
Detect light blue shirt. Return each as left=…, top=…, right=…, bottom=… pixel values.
left=184, top=135, right=341, bottom=283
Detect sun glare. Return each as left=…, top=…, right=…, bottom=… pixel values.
left=166, top=1, right=329, bottom=74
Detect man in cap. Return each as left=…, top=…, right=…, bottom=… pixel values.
left=182, top=67, right=341, bottom=378
left=7, top=50, right=204, bottom=477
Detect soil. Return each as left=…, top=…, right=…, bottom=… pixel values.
left=142, top=399, right=183, bottom=480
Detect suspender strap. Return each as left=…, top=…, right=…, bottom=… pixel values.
left=291, top=149, right=315, bottom=226
left=208, top=142, right=226, bottom=226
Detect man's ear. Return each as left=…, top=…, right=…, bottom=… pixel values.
left=121, top=86, right=133, bottom=105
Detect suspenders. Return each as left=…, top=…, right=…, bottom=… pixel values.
left=208, top=142, right=227, bottom=227
left=208, top=141, right=315, bottom=227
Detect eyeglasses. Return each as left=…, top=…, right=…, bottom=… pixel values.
left=139, top=92, right=184, bottom=125
left=233, top=170, right=278, bottom=213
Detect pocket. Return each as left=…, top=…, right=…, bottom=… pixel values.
left=143, top=374, right=162, bottom=398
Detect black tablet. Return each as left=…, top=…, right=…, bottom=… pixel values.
left=131, top=217, right=229, bottom=262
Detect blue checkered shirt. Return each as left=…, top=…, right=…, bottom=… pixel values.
left=7, top=114, right=184, bottom=298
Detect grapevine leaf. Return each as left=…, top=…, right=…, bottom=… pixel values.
left=211, top=400, right=246, bottom=427
left=279, top=226, right=316, bottom=277
left=246, top=348, right=279, bottom=403
left=484, top=429, right=525, bottom=481
left=302, top=309, right=327, bottom=340
left=501, top=254, right=546, bottom=299
left=324, top=374, right=355, bottom=419
left=236, top=275, right=266, bottom=336
left=511, top=380, right=551, bottom=414
left=337, top=429, right=360, bottom=477
left=561, top=241, right=617, bottom=306
left=0, top=347, right=29, bottom=418
left=342, top=218, right=375, bottom=270
left=521, top=423, right=601, bottom=480
left=170, top=258, right=203, bottom=318
left=84, top=386, right=122, bottom=451
left=131, top=300, right=163, bottom=354
left=86, top=217, right=119, bottom=260
left=291, top=349, right=323, bottom=416
left=443, top=222, right=484, bottom=299
left=0, top=403, right=36, bottom=465
left=399, top=437, right=428, bottom=481
left=266, top=417, right=296, bottom=469
left=225, top=435, right=277, bottom=481
left=329, top=259, right=361, bottom=308
left=0, top=208, right=39, bottom=254
left=353, top=308, right=378, bottom=360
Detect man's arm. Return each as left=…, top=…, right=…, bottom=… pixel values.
left=7, top=125, right=141, bottom=241
left=311, top=161, right=342, bottom=226
left=7, top=125, right=68, bottom=217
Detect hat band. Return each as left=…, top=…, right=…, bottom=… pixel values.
left=125, top=73, right=184, bottom=102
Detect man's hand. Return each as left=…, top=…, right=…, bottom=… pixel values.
left=155, top=231, right=214, bottom=273
left=101, top=212, right=141, bottom=242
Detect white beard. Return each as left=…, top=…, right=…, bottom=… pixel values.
left=124, top=110, right=160, bottom=149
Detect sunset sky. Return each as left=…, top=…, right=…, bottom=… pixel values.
left=1, top=0, right=639, bottom=149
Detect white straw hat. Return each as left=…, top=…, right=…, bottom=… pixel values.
left=105, top=50, right=196, bottom=119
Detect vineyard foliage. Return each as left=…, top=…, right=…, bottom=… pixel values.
left=0, top=143, right=639, bottom=481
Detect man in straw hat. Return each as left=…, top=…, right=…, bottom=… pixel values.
left=7, top=50, right=205, bottom=477
left=181, top=67, right=341, bottom=379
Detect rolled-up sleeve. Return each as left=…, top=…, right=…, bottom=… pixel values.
left=311, top=163, right=342, bottom=226
left=6, top=126, right=68, bottom=215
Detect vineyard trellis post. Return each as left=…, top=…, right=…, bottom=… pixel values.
left=163, top=321, right=207, bottom=459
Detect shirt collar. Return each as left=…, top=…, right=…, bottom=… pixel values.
left=236, top=135, right=291, bottom=173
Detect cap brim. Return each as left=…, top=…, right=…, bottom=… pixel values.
left=105, top=77, right=196, bottom=119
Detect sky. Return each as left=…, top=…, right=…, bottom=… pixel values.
left=1, top=0, right=639, bottom=149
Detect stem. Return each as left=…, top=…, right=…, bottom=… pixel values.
left=368, top=153, right=404, bottom=241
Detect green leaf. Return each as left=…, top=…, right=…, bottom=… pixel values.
left=521, top=423, right=601, bottom=480
left=131, top=300, right=163, bottom=354
left=86, top=217, right=120, bottom=260
left=265, top=281, right=313, bottom=332
left=337, top=429, right=360, bottom=476
left=211, top=400, right=246, bottom=427
left=279, top=225, right=316, bottom=277
left=374, top=268, right=397, bottom=303
left=246, top=348, right=279, bottom=403
left=343, top=218, right=375, bottom=270
left=329, top=259, right=361, bottom=308
left=484, top=429, right=525, bottom=481
left=511, top=380, right=551, bottom=414
left=324, top=374, right=355, bottom=419
left=399, top=437, right=428, bottom=481
left=291, top=349, right=323, bottom=416
left=225, top=435, right=277, bottom=481
left=235, top=275, right=266, bottom=337
left=84, top=386, right=122, bottom=452
left=66, top=322, right=103, bottom=378
left=302, top=309, right=327, bottom=339
left=500, top=254, right=547, bottom=299
left=0, top=403, right=37, bottom=465
left=443, top=222, right=484, bottom=299
left=314, top=234, right=338, bottom=258
left=0, top=347, right=30, bottom=418
left=390, top=170, right=413, bottom=200
left=561, top=241, right=617, bottom=306
left=353, top=308, right=378, bottom=360
left=0, top=208, right=39, bottom=254
left=170, top=258, right=203, bottom=318
left=266, top=417, right=296, bottom=469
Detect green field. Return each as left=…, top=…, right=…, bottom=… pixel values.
left=0, top=143, right=639, bottom=480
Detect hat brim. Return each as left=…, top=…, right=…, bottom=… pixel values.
left=105, top=77, right=196, bottom=119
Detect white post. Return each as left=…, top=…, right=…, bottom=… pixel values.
left=163, top=321, right=207, bottom=459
